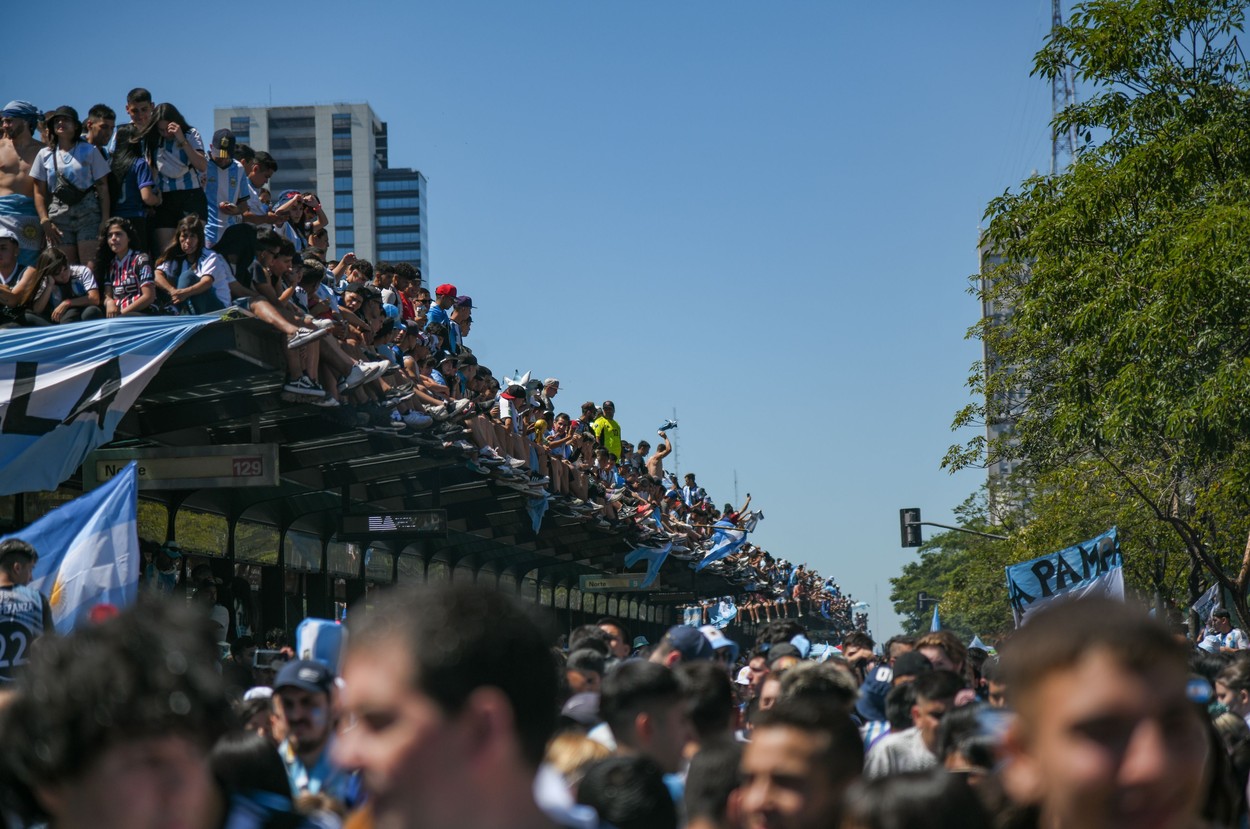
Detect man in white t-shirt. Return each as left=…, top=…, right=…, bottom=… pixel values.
left=1200, top=609, right=1249, bottom=654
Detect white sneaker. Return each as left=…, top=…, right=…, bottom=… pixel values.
left=313, top=396, right=341, bottom=408
left=402, top=411, right=434, bottom=430
left=287, top=327, right=331, bottom=349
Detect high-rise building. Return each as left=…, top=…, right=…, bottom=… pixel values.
left=979, top=236, right=1029, bottom=523
left=213, top=103, right=426, bottom=276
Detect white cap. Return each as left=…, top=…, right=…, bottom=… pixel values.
left=735, top=666, right=752, bottom=685
left=242, top=686, right=274, bottom=701
left=0, top=227, right=19, bottom=244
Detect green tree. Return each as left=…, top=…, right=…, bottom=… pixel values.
left=947, top=0, right=1250, bottom=622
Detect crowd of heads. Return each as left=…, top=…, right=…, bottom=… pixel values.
left=0, top=585, right=1236, bottom=829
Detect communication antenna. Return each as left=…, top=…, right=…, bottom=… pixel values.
left=734, top=469, right=739, bottom=507
left=1051, top=0, right=1080, bottom=174
left=671, top=407, right=680, bottom=480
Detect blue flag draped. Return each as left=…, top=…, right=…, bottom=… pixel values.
left=696, top=520, right=746, bottom=571
left=624, top=541, right=673, bottom=588
left=0, top=462, right=140, bottom=632
left=0, top=315, right=220, bottom=495
left=930, top=603, right=941, bottom=632
left=709, top=598, right=737, bottom=629
left=527, top=492, right=550, bottom=534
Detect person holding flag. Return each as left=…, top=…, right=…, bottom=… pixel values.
left=0, top=538, right=54, bottom=683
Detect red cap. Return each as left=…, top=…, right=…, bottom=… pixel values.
left=435, top=283, right=458, bottom=297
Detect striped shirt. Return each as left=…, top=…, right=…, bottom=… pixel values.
left=108, top=250, right=155, bottom=310
left=155, top=127, right=205, bottom=192
left=204, top=160, right=253, bottom=246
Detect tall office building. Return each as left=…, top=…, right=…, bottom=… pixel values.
left=979, top=236, right=1029, bottom=523
left=213, top=103, right=427, bottom=276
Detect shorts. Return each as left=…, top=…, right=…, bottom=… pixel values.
left=48, top=192, right=102, bottom=245
left=153, top=188, right=208, bottom=229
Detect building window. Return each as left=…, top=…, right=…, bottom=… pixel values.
left=333, top=147, right=352, bottom=159
left=332, top=113, right=352, bottom=133
left=333, top=159, right=353, bottom=172
left=332, top=137, right=352, bottom=151
left=334, top=194, right=353, bottom=211
left=269, top=116, right=315, bottom=129
left=376, top=215, right=418, bottom=228
left=229, top=117, right=250, bottom=141
left=377, top=231, right=421, bottom=244
left=378, top=248, right=422, bottom=260
left=336, top=210, right=354, bottom=227
left=376, top=178, right=420, bottom=193
left=336, top=229, right=355, bottom=247
left=334, top=176, right=353, bottom=192
left=376, top=197, right=420, bottom=210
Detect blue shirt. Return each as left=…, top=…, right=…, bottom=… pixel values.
left=113, top=157, right=155, bottom=218
left=426, top=304, right=451, bottom=329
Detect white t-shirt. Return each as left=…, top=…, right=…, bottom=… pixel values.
left=199, top=250, right=236, bottom=308
left=30, top=143, right=110, bottom=192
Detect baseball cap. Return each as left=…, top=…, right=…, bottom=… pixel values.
left=662, top=626, right=715, bottom=662
left=560, top=692, right=601, bottom=727
left=210, top=128, right=236, bottom=160
left=699, top=625, right=740, bottom=663
left=632, top=635, right=650, bottom=650
left=453, top=295, right=474, bottom=309
left=735, top=666, right=752, bottom=685
left=0, top=228, right=19, bottom=244
left=274, top=659, right=335, bottom=696
left=765, top=643, right=801, bottom=667
left=434, top=283, right=458, bottom=298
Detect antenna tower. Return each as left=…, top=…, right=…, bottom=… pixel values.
left=1051, top=0, right=1080, bottom=174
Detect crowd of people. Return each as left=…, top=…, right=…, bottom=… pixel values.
left=0, top=89, right=863, bottom=621
left=0, top=535, right=1241, bottom=829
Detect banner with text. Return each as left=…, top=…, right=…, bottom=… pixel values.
left=1005, top=527, right=1123, bottom=627
left=0, top=316, right=219, bottom=495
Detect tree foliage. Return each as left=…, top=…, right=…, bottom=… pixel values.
left=946, top=0, right=1250, bottom=621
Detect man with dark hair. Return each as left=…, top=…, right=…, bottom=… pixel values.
left=83, top=104, right=115, bottom=157
left=863, top=669, right=964, bottom=777
left=685, top=739, right=743, bottom=829
left=738, top=697, right=863, bottom=829
left=577, top=756, right=676, bottom=829
left=597, top=617, right=632, bottom=661
left=334, top=584, right=562, bottom=829
left=599, top=660, right=693, bottom=773
left=1200, top=607, right=1248, bottom=653
left=980, top=656, right=1007, bottom=708
left=1000, top=598, right=1208, bottom=829
left=274, top=659, right=360, bottom=808
left=0, top=538, right=53, bottom=683
left=0, top=600, right=232, bottom=829
left=676, top=661, right=735, bottom=748
left=883, top=634, right=916, bottom=662
left=567, top=649, right=606, bottom=694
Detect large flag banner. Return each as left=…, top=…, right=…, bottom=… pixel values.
left=1191, top=582, right=1221, bottom=621
left=0, top=462, right=140, bottom=632
left=624, top=540, right=673, bottom=588
left=696, top=520, right=747, bottom=571
left=1005, top=527, right=1123, bottom=627
left=0, top=315, right=219, bottom=495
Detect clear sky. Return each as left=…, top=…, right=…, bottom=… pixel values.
left=9, top=0, right=1058, bottom=638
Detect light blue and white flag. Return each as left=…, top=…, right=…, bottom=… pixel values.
left=624, top=540, right=673, bottom=588
left=709, top=598, right=737, bottom=629
left=930, top=603, right=941, bottom=632
left=0, top=462, right=139, bottom=633
left=0, top=315, right=220, bottom=495
left=696, top=520, right=746, bottom=571
left=1005, top=527, right=1123, bottom=627
left=527, top=492, right=550, bottom=534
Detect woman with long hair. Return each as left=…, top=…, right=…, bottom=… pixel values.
left=96, top=217, right=155, bottom=317
left=132, top=102, right=206, bottom=254
left=29, top=106, right=111, bottom=265
left=154, top=214, right=233, bottom=314
left=108, top=124, right=161, bottom=256
left=26, top=246, right=101, bottom=323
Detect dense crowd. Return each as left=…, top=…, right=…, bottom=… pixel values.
left=0, top=89, right=861, bottom=623
left=0, top=534, right=1242, bottom=829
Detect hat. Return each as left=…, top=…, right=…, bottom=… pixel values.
left=45, top=105, right=81, bottom=131
left=274, top=659, right=335, bottom=696
left=243, top=686, right=275, bottom=701
left=632, top=635, right=650, bottom=650
left=765, top=643, right=801, bottom=667
left=434, top=283, right=458, bottom=298
left=663, top=626, right=715, bottom=662
left=500, top=385, right=525, bottom=401
left=453, top=295, right=474, bottom=309
left=1, top=100, right=39, bottom=127
left=892, top=651, right=934, bottom=679
left=735, top=666, right=752, bottom=685
left=159, top=540, right=182, bottom=558
left=560, top=692, right=601, bottom=727
left=211, top=128, right=237, bottom=160
left=543, top=378, right=559, bottom=387
left=0, top=227, right=18, bottom=245
left=699, top=625, right=740, bottom=663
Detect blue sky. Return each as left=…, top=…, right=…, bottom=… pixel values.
left=10, top=0, right=1058, bottom=638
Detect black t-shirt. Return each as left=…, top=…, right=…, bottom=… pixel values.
left=0, top=584, right=53, bottom=683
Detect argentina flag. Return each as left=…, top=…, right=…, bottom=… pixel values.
left=0, top=315, right=220, bottom=495
left=696, top=520, right=746, bottom=571
left=0, top=462, right=139, bottom=632
left=624, top=540, right=673, bottom=588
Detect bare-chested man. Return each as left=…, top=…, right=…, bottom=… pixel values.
left=0, top=101, right=44, bottom=267
left=646, top=429, right=674, bottom=480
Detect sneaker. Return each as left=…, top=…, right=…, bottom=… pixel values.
left=402, top=411, right=434, bottom=430
left=310, top=318, right=336, bottom=330
left=283, top=375, right=326, bottom=398
left=287, top=327, right=331, bottom=350
left=313, top=396, right=341, bottom=408
left=338, top=365, right=367, bottom=393
left=359, top=359, right=391, bottom=383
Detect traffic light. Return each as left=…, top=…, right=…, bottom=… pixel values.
left=900, top=507, right=922, bottom=547
left=917, top=591, right=931, bottom=614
